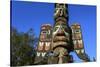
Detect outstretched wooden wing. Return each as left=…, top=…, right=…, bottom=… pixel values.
left=71, top=23, right=90, bottom=62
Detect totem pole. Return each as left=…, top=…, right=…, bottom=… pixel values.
left=34, top=3, right=90, bottom=64
left=51, top=3, right=73, bottom=63
left=34, top=24, right=52, bottom=64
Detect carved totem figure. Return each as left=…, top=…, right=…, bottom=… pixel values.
left=51, top=3, right=73, bottom=63
left=34, top=3, right=90, bottom=64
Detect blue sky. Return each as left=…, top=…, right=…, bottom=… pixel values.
left=11, top=1, right=96, bottom=62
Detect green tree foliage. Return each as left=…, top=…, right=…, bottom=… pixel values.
left=11, top=27, right=37, bottom=66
